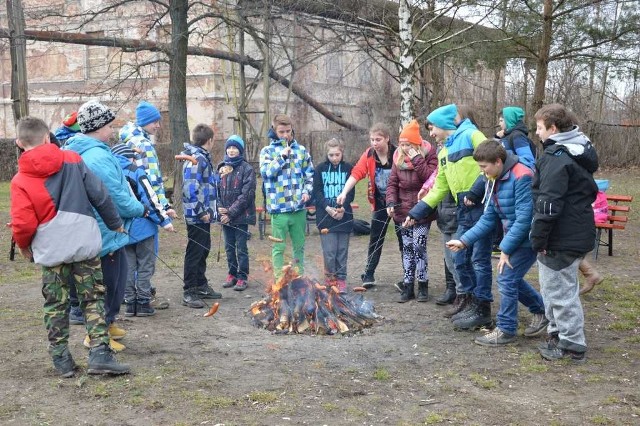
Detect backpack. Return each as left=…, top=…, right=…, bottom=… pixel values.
left=504, top=129, right=539, bottom=160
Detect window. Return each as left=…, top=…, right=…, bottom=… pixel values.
left=326, top=54, right=343, bottom=85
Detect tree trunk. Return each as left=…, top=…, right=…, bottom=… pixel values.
left=398, top=0, right=414, bottom=126
left=169, top=0, right=190, bottom=208
left=6, top=0, right=29, bottom=122
left=531, top=0, right=553, bottom=118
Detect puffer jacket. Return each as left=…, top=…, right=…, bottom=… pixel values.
left=181, top=143, right=218, bottom=225
left=386, top=145, right=438, bottom=224
left=530, top=126, right=598, bottom=253
left=217, top=160, right=257, bottom=225
left=64, top=133, right=145, bottom=256
left=460, top=153, right=534, bottom=255
left=10, top=143, right=122, bottom=266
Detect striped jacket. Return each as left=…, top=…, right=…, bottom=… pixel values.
left=119, top=122, right=171, bottom=209
left=259, top=129, right=314, bottom=214
left=181, top=143, right=218, bottom=225
left=10, top=143, right=122, bottom=267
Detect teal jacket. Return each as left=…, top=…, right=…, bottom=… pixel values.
left=64, top=134, right=145, bottom=256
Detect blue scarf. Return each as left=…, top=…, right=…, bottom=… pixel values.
left=224, top=153, right=243, bottom=168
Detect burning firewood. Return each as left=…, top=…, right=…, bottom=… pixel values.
left=249, top=270, right=382, bottom=335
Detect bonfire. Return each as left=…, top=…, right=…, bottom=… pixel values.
left=249, top=265, right=382, bottom=335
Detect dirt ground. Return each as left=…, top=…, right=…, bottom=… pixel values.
left=0, top=170, right=639, bottom=426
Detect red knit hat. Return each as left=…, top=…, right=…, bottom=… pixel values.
left=398, top=119, right=422, bottom=146
left=62, top=112, right=81, bottom=132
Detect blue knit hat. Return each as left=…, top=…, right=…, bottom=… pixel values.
left=225, top=135, right=245, bottom=155
left=136, top=101, right=161, bottom=127
left=427, top=104, right=458, bottom=130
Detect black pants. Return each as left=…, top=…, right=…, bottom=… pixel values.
left=364, top=208, right=403, bottom=277
left=101, top=248, right=128, bottom=325
left=183, top=223, right=211, bottom=290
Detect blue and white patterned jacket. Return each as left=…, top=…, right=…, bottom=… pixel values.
left=259, top=128, right=314, bottom=214
left=181, top=143, right=218, bottom=225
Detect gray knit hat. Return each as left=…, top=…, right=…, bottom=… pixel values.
left=77, top=100, right=116, bottom=133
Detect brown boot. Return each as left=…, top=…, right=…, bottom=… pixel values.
left=443, top=293, right=471, bottom=318
left=579, top=259, right=603, bottom=295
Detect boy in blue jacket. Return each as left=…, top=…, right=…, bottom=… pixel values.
left=111, top=144, right=174, bottom=317
left=180, top=124, right=220, bottom=308
left=64, top=101, right=146, bottom=352
left=447, top=140, right=546, bottom=346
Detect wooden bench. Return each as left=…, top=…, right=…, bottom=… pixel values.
left=594, top=194, right=633, bottom=259
left=257, top=204, right=359, bottom=240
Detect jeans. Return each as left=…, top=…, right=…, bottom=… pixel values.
left=495, top=246, right=544, bottom=335
left=320, top=231, right=350, bottom=280
left=442, top=232, right=462, bottom=292
left=364, top=208, right=403, bottom=277
left=223, top=224, right=250, bottom=280
left=184, top=223, right=211, bottom=290
left=124, top=235, right=156, bottom=304
left=452, top=202, right=493, bottom=302
left=101, top=248, right=128, bottom=325
left=271, top=210, right=306, bottom=278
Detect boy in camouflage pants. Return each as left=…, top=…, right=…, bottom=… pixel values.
left=10, top=117, right=130, bottom=377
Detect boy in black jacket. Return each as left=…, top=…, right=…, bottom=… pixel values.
left=531, top=104, right=599, bottom=363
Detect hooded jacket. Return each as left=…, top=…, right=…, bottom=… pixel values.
left=115, top=155, right=172, bottom=244
left=408, top=119, right=485, bottom=220
left=10, top=143, right=122, bottom=266
left=259, top=128, right=314, bottom=214
left=459, top=153, right=534, bottom=255
left=64, top=134, right=145, bottom=256
left=500, top=107, right=536, bottom=170
left=349, top=144, right=397, bottom=210
left=181, top=143, right=218, bottom=225
left=530, top=126, right=599, bottom=253
left=217, top=160, right=257, bottom=225
left=119, top=122, right=171, bottom=210
left=312, top=158, right=354, bottom=233
left=386, top=143, right=438, bottom=224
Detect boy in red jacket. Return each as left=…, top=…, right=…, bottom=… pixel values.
left=10, top=117, right=129, bottom=377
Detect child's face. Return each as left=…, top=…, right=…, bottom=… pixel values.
left=275, top=124, right=293, bottom=142
left=498, top=116, right=506, bottom=132
left=536, top=119, right=556, bottom=141
left=399, top=141, right=415, bottom=154
left=226, top=146, right=240, bottom=158
left=429, top=125, right=448, bottom=142
left=95, top=123, right=115, bottom=143
left=478, top=160, right=503, bottom=179
left=327, top=147, right=343, bottom=165
left=369, top=132, right=389, bottom=153
left=142, top=120, right=161, bottom=136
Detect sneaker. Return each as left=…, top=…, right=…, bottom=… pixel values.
left=50, top=346, right=76, bottom=378
left=108, top=323, right=127, bottom=340
left=69, top=306, right=85, bottom=325
left=335, top=279, right=347, bottom=294
left=234, top=279, right=248, bottom=291
left=539, top=346, right=586, bottom=364
left=394, top=281, right=404, bottom=293
left=538, top=333, right=559, bottom=351
left=474, top=328, right=516, bottom=347
left=182, top=291, right=206, bottom=308
left=83, top=335, right=125, bottom=352
left=222, top=275, right=237, bottom=289
left=361, top=273, right=375, bottom=289
left=194, top=285, right=223, bottom=299
left=150, top=296, right=170, bottom=310
left=524, top=313, right=549, bottom=337
left=87, top=343, right=130, bottom=375
left=136, top=302, right=156, bottom=317
left=124, top=303, right=136, bottom=317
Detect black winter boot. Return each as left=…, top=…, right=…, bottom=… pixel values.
left=451, top=297, right=478, bottom=321
left=398, top=281, right=415, bottom=303
left=435, top=261, right=456, bottom=305
left=416, top=281, right=429, bottom=302
left=87, top=343, right=130, bottom=375
left=443, top=293, right=471, bottom=318
left=452, top=300, right=492, bottom=330
left=50, top=346, right=76, bottom=378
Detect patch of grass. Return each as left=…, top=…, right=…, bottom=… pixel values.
left=585, top=374, right=603, bottom=383
left=519, top=352, right=549, bottom=373
left=248, top=391, right=278, bottom=403
left=602, top=395, right=620, bottom=405
left=182, top=391, right=236, bottom=409
left=373, top=367, right=391, bottom=381
left=469, top=372, right=498, bottom=389
left=0, top=403, right=21, bottom=419
left=321, top=402, right=339, bottom=412
left=345, top=406, right=366, bottom=418
left=590, top=414, right=613, bottom=425
left=93, top=382, right=111, bottom=398
left=598, top=278, right=640, bottom=332
left=625, top=335, right=640, bottom=344
left=423, top=412, right=445, bottom=424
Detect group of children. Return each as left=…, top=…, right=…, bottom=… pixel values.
left=10, top=103, right=598, bottom=378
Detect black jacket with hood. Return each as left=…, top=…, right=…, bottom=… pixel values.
left=530, top=126, right=598, bottom=254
